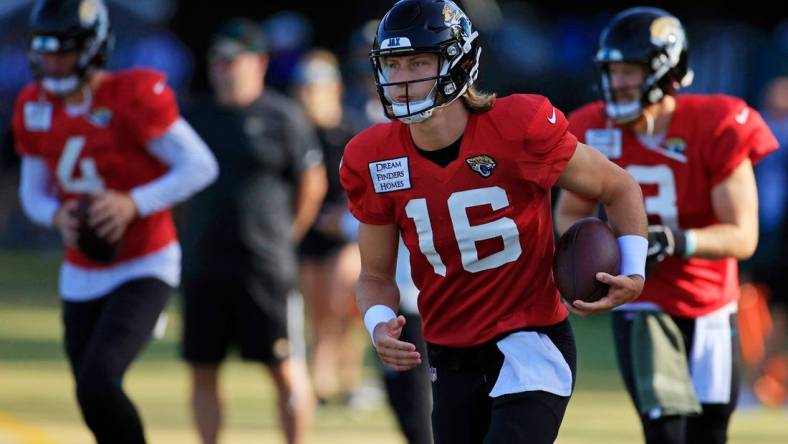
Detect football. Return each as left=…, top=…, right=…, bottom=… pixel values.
left=553, top=217, right=621, bottom=303
left=72, top=195, right=119, bottom=263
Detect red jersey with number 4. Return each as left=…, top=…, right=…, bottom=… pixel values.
left=341, top=95, right=578, bottom=347
left=569, top=95, right=779, bottom=318
left=12, top=69, right=179, bottom=268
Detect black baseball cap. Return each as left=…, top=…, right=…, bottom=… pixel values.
left=209, top=18, right=267, bottom=59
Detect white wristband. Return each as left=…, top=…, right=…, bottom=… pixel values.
left=618, top=235, right=648, bottom=278
left=684, top=230, right=697, bottom=257
left=363, top=305, right=397, bottom=345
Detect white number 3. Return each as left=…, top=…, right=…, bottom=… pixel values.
left=626, top=165, right=678, bottom=229
left=405, top=186, right=522, bottom=275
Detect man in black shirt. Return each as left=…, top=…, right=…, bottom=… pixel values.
left=180, top=18, right=326, bottom=444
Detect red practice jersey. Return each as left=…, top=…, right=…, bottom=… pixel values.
left=569, top=95, right=779, bottom=317
left=12, top=69, right=180, bottom=268
left=341, top=95, right=578, bottom=347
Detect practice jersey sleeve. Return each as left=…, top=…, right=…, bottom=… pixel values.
left=18, top=155, right=60, bottom=227
left=339, top=131, right=396, bottom=225
left=518, top=95, right=578, bottom=190
left=705, top=102, right=779, bottom=187
left=126, top=70, right=180, bottom=143
left=562, top=105, right=604, bottom=203
left=131, top=118, right=219, bottom=217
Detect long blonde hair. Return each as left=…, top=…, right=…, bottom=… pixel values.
left=461, top=85, right=496, bottom=113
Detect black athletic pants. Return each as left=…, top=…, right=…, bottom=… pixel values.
left=428, top=319, right=576, bottom=444
left=62, top=278, right=171, bottom=444
left=382, top=313, right=434, bottom=444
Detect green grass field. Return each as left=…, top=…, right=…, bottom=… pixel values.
left=0, top=251, right=785, bottom=444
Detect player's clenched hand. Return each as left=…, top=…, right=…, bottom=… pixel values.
left=646, top=225, right=686, bottom=275
left=566, top=273, right=644, bottom=316
left=89, top=190, right=138, bottom=243
left=53, top=199, right=80, bottom=247
left=373, top=315, right=422, bottom=371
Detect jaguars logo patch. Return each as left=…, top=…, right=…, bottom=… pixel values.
left=664, top=137, right=687, bottom=157
left=465, top=155, right=496, bottom=178
left=86, top=107, right=112, bottom=128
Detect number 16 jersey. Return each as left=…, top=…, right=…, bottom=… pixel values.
left=340, top=95, right=578, bottom=347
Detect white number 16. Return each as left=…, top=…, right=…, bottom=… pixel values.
left=405, top=186, right=522, bottom=275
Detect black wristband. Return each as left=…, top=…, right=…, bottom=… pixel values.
left=672, top=229, right=687, bottom=257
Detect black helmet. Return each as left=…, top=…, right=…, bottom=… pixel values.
left=370, top=0, right=481, bottom=123
left=28, top=0, right=112, bottom=95
left=594, top=7, right=693, bottom=122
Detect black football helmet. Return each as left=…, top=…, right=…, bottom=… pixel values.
left=594, top=7, right=693, bottom=122
left=370, top=0, right=481, bottom=123
left=28, top=0, right=112, bottom=96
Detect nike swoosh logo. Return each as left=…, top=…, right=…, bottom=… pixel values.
left=734, top=107, right=749, bottom=125
left=547, top=107, right=557, bottom=124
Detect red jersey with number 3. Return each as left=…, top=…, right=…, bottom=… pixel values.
left=12, top=69, right=179, bottom=268
left=569, top=95, right=779, bottom=317
left=340, top=95, right=578, bottom=347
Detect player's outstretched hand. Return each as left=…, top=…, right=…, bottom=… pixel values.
left=564, top=273, right=644, bottom=317
left=89, top=190, right=138, bottom=243
left=373, top=315, right=422, bottom=371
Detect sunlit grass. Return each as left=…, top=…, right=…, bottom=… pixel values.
left=1, top=251, right=785, bottom=443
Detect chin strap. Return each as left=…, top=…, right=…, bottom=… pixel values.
left=41, top=75, right=82, bottom=96
left=605, top=100, right=642, bottom=123
left=643, top=109, right=655, bottom=136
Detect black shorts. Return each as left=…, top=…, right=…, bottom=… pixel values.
left=181, top=273, right=294, bottom=365
left=427, top=318, right=576, bottom=444
left=298, top=227, right=348, bottom=261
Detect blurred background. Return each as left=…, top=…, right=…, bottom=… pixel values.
left=1, top=0, right=787, bottom=443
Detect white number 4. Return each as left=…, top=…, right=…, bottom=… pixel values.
left=56, top=136, right=105, bottom=193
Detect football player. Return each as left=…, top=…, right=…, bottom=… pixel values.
left=12, top=1, right=217, bottom=443
left=554, top=7, right=779, bottom=444
left=339, top=1, right=648, bottom=443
